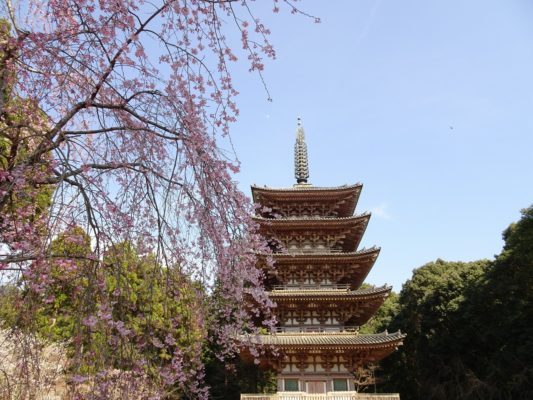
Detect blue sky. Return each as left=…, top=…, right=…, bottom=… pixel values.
left=227, top=0, right=533, bottom=291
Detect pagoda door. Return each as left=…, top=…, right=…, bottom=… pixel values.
left=306, top=380, right=326, bottom=394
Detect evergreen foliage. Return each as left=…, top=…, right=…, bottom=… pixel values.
left=0, top=226, right=208, bottom=397
left=359, top=290, right=399, bottom=334
left=378, top=205, right=533, bottom=400
left=204, top=355, right=277, bottom=400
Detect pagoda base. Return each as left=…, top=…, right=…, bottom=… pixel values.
left=241, top=393, right=400, bottom=400
left=276, top=373, right=356, bottom=393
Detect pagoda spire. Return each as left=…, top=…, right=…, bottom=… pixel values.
left=294, top=117, right=310, bottom=184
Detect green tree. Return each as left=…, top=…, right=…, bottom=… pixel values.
left=1, top=225, right=209, bottom=397
left=380, top=205, right=533, bottom=400
left=380, top=259, right=490, bottom=399
left=37, top=226, right=94, bottom=341
left=97, top=241, right=207, bottom=375
left=461, top=205, right=533, bottom=399
left=0, top=284, right=19, bottom=328
left=359, top=290, right=400, bottom=334
left=0, top=227, right=92, bottom=336
left=204, top=354, right=277, bottom=400
left=1, top=19, right=54, bottom=258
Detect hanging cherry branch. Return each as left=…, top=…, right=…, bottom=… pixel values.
left=0, top=0, right=318, bottom=397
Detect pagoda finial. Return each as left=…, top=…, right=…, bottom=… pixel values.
left=294, top=117, right=310, bottom=184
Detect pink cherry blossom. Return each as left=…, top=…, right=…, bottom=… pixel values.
left=0, top=0, right=318, bottom=397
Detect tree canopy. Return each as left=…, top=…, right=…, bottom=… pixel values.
left=379, top=205, right=533, bottom=400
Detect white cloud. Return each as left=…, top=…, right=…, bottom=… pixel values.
left=370, top=202, right=391, bottom=220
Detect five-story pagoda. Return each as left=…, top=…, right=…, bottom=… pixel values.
left=241, top=120, right=404, bottom=397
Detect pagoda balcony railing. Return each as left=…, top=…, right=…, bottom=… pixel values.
left=274, top=248, right=345, bottom=255
left=241, top=392, right=400, bottom=400
left=271, top=284, right=351, bottom=291
left=274, top=326, right=358, bottom=333
left=281, top=215, right=346, bottom=220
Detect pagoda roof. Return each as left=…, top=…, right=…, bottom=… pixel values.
left=252, top=184, right=362, bottom=217
left=239, top=331, right=405, bottom=370
left=251, top=183, right=362, bottom=195
left=242, top=330, right=405, bottom=348
left=269, top=285, right=391, bottom=300
left=253, top=213, right=370, bottom=226
left=269, top=246, right=380, bottom=263
left=257, top=248, right=380, bottom=290
left=254, top=214, right=371, bottom=253
left=269, top=286, right=390, bottom=326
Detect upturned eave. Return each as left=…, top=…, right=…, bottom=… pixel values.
left=240, top=330, right=405, bottom=349
left=267, top=246, right=381, bottom=262
left=256, top=248, right=381, bottom=290
left=254, top=214, right=371, bottom=253
left=268, top=284, right=391, bottom=299
left=251, top=183, right=363, bottom=217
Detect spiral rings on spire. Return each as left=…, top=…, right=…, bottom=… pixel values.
left=294, top=117, right=310, bottom=184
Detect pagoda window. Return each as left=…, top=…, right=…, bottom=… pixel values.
left=333, top=378, right=349, bottom=391
left=284, top=379, right=299, bottom=392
